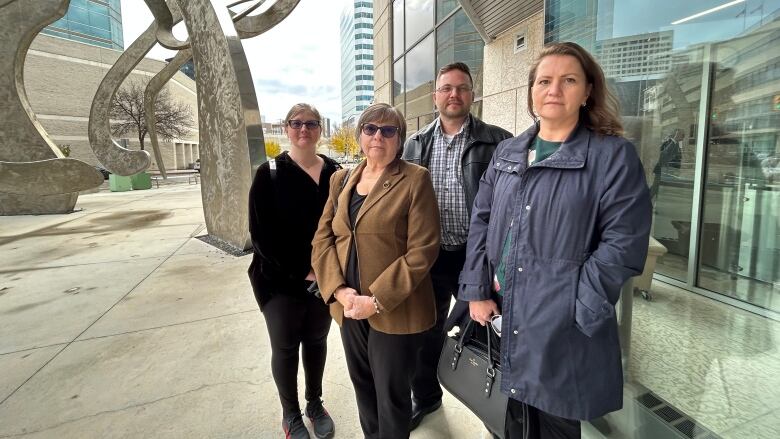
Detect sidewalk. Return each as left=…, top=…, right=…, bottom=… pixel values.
left=0, top=185, right=489, bottom=438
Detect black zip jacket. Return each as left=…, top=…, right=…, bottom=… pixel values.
left=247, top=152, right=340, bottom=309
left=402, top=114, right=512, bottom=216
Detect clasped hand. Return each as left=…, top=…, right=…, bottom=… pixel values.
left=334, top=287, right=376, bottom=320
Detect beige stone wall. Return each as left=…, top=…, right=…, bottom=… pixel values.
left=482, top=11, right=545, bottom=135
left=373, top=0, right=392, bottom=106
left=23, top=34, right=199, bottom=171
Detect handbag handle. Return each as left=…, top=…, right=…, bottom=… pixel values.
left=449, top=320, right=500, bottom=397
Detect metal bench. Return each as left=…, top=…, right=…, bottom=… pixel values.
left=150, top=173, right=200, bottom=188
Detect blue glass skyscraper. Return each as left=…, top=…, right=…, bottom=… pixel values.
left=42, top=0, right=124, bottom=50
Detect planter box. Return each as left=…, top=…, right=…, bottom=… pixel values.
left=109, top=174, right=132, bottom=192
left=131, top=172, right=152, bottom=190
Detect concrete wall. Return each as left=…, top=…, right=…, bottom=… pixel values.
left=481, top=11, right=545, bottom=135
left=23, top=33, right=200, bottom=172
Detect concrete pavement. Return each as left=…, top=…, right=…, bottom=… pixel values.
left=0, top=184, right=491, bottom=438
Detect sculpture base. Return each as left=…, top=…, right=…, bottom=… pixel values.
left=0, top=192, right=78, bottom=215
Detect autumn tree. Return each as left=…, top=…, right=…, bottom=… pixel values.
left=110, top=80, right=194, bottom=150
left=331, top=124, right=360, bottom=158
left=265, top=139, right=281, bottom=157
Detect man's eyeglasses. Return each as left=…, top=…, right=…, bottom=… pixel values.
left=287, top=120, right=321, bottom=130
left=435, top=85, right=473, bottom=94
left=361, top=123, right=399, bottom=138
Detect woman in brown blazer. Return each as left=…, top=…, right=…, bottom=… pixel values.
left=312, top=103, right=440, bottom=439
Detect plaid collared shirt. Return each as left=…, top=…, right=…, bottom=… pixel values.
left=429, top=116, right=471, bottom=247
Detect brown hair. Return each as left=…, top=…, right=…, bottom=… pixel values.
left=285, top=103, right=322, bottom=123
left=527, top=42, right=623, bottom=136
left=437, top=62, right=473, bottom=88
left=356, top=103, right=406, bottom=156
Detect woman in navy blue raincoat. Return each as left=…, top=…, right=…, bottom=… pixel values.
left=459, top=42, right=652, bottom=438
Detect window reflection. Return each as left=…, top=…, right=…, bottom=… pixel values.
left=404, top=33, right=435, bottom=120
left=697, top=29, right=780, bottom=313
left=405, top=0, right=434, bottom=49
left=436, top=9, right=485, bottom=98
left=436, top=0, right=458, bottom=23
left=393, top=0, right=404, bottom=60
left=393, top=58, right=405, bottom=112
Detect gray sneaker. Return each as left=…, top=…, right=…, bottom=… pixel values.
left=282, top=412, right=310, bottom=439
left=305, top=400, right=335, bottom=439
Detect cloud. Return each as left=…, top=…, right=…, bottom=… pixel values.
left=120, top=0, right=350, bottom=124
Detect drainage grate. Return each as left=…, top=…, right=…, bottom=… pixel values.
left=674, top=419, right=717, bottom=439
left=637, top=392, right=664, bottom=409
left=654, top=405, right=683, bottom=423
left=636, top=391, right=722, bottom=439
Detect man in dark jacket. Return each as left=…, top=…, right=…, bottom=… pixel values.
left=402, top=62, right=512, bottom=430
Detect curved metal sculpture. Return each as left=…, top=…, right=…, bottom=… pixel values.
left=144, top=47, right=193, bottom=179
left=145, top=0, right=299, bottom=179
left=143, top=0, right=190, bottom=50
left=0, top=0, right=103, bottom=215
left=87, top=8, right=185, bottom=177
left=130, top=0, right=299, bottom=249
left=233, top=0, right=299, bottom=39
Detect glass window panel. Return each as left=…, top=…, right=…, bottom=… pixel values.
left=393, top=58, right=405, bottom=113
left=697, top=29, right=780, bottom=313
left=89, top=11, right=110, bottom=29
left=393, top=0, right=404, bottom=60
left=68, top=5, right=89, bottom=25
left=436, top=0, right=458, bottom=23
left=405, top=0, right=433, bottom=49
left=436, top=9, right=485, bottom=98
left=545, top=1, right=780, bottom=438
left=405, top=33, right=435, bottom=120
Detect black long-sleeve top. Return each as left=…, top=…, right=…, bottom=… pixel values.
left=247, top=152, right=340, bottom=309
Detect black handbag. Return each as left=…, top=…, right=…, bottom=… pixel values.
left=438, top=319, right=508, bottom=438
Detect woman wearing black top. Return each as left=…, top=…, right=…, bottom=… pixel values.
left=248, top=103, right=339, bottom=439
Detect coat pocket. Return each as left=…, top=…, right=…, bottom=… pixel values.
left=574, top=285, right=615, bottom=337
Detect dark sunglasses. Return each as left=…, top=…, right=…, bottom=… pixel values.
left=287, top=120, right=321, bottom=130
left=361, top=123, right=399, bottom=138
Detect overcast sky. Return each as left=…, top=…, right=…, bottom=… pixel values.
left=120, top=0, right=349, bottom=124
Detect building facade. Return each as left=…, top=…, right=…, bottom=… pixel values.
left=42, top=0, right=123, bottom=50
left=340, top=0, right=375, bottom=124
left=373, top=0, right=486, bottom=133
left=375, top=1, right=779, bottom=438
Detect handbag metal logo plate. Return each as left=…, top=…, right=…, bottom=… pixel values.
left=469, top=357, right=479, bottom=367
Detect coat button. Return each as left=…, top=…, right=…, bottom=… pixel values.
left=513, top=330, right=518, bottom=335
left=511, top=389, right=517, bottom=394
left=525, top=205, right=531, bottom=211
left=517, top=267, right=523, bottom=272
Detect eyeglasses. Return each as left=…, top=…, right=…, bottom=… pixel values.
left=490, top=314, right=502, bottom=337
left=287, top=120, right=321, bottom=130
left=361, top=123, right=399, bottom=138
left=435, top=85, right=473, bottom=94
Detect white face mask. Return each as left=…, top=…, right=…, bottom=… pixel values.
left=490, top=314, right=502, bottom=337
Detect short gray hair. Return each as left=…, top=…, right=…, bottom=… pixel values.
left=355, top=103, right=406, bottom=155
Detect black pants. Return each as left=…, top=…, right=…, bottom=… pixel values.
left=341, top=318, right=422, bottom=439
left=504, top=398, right=581, bottom=439
left=262, top=291, right=332, bottom=416
left=411, top=247, right=466, bottom=406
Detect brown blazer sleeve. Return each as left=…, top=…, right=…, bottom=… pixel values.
left=311, top=170, right=347, bottom=304
left=368, top=167, right=440, bottom=312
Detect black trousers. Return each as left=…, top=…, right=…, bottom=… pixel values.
left=341, top=318, right=422, bottom=439
left=262, top=291, right=332, bottom=416
left=411, top=247, right=466, bottom=405
left=504, top=398, right=581, bottom=439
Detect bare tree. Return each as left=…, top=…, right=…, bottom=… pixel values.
left=110, top=80, right=194, bottom=150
